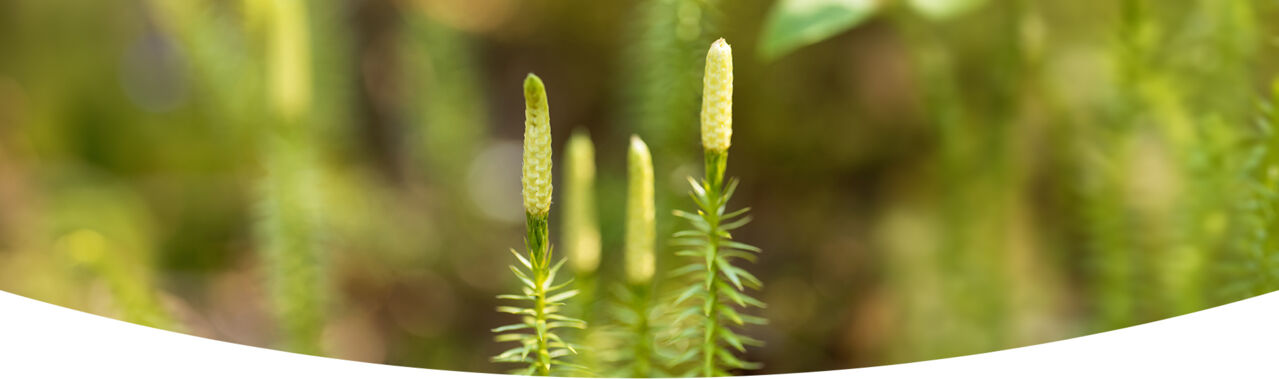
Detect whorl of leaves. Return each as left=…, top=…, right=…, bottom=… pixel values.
left=1223, top=88, right=1279, bottom=298
left=492, top=217, right=587, bottom=376
left=596, top=285, right=679, bottom=378
left=668, top=176, right=766, bottom=376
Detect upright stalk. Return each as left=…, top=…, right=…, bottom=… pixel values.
left=701, top=154, right=725, bottom=377
left=493, top=74, right=584, bottom=376
left=527, top=214, right=552, bottom=375
left=670, top=38, right=764, bottom=377
left=258, top=0, right=326, bottom=355
left=562, top=130, right=602, bottom=370
left=625, top=135, right=657, bottom=377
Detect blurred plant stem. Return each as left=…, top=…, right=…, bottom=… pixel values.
left=493, top=74, right=586, bottom=376
left=619, top=0, right=721, bottom=281
left=256, top=0, right=328, bottom=355
left=562, top=130, right=603, bottom=372
left=893, top=7, right=1011, bottom=360
left=49, top=185, right=179, bottom=331
left=622, top=136, right=658, bottom=377
left=404, top=15, right=488, bottom=190
left=890, top=0, right=1078, bottom=359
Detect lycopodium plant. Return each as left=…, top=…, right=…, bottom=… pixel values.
left=492, top=74, right=586, bottom=376
left=562, top=130, right=607, bottom=372
left=604, top=135, right=667, bottom=377
left=564, top=131, right=602, bottom=300
left=669, top=39, right=766, bottom=376
left=257, top=0, right=328, bottom=355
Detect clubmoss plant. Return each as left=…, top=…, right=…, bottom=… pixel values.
left=59, top=228, right=177, bottom=330
left=493, top=74, right=586, bottom=376
left=626, top=136, right=657, bottom=287
left=1225, top=80, right=1279, bottom=297
left=565, top=131, right=602, bottom=277
left=621, top=0, right=720, bottom=159
left=669, top=39, right=766, bottom=376
left=562, top=130, right=604, bottom=372
left=257, top=0, right=328, bottom=355
left=607, top=135, right=662, bottom=377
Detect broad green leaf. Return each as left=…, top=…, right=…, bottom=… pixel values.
left=909, top=0, right=988, bottom=20
left=759, top=0, right=880, bottom=61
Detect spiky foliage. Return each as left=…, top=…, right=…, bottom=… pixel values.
left=1225, top=81, right=1279, bottom=297
left=621, top=0, right=720, bottom=152
left=258, top=137, right=326, bottom=354
left=256, top=0, right=327, bottom=355
left=619, top=0, right=722, bottom=289
left=58, top=229, right=176, bottom=330
left=604, top=284, right=680, bottom=378
left=493, top=74, right=586, bottom=376
left=668, top=39, right=766, bottom=376
left=561, top=130, right=604, bottom=372
left=598, top=135, right=667, bottom=378
left=404, top=15, right=488, bottom=189
left=48, top=186, right=179, bottom=333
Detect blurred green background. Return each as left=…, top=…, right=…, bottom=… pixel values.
left=2, top=0, right=1278, bottom=374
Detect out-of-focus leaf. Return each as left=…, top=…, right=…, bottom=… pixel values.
left=758, top=0, right=880, bottom=61
left=908, top=0, right=988, bottom=20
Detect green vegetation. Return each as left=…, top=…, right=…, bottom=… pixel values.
left=1, top=0, right=1278, bottom=376
left=492, top=74, right=587, bottom=376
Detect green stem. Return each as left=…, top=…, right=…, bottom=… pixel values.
left=632, top=284, right=653, bottom=378
left=527, top=212, right=552, bottom=376
left=701, top=149, right=727, bottom=377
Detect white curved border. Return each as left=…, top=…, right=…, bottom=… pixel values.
left=1, top=289, right=1276, bottom=378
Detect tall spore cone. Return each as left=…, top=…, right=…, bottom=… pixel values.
left=494, top=73, right=585, bottom=376
left=565, top=131, right=601, bottom=275
left=614, top=135, right=664, bottom=377
left=523, top=74, right=554, bottom=217
left=627, top=135, right=657, bottom=285
left=700, top=38, right=733, bottom=155
left=669, top=38, right=765, bottom=377
left=259, top=0, right=325, bottom=355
